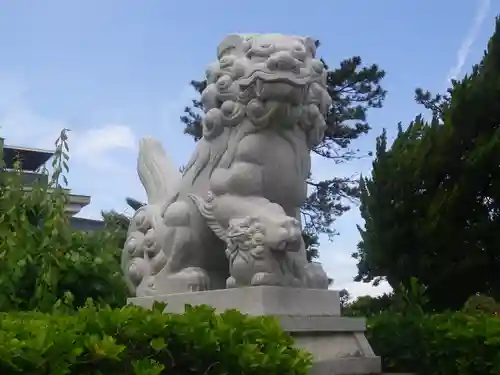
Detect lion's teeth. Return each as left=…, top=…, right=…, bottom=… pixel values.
left=255, top=78, right=263, bottom=97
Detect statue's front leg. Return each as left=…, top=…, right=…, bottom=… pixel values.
left=153, top=200, right=217, bottom=294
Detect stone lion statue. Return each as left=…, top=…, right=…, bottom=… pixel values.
left=122, top=33, right=332, bottom=297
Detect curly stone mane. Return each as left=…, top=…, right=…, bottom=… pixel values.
left=180, top=34, right=331, bottom=188
left=225, top=216, right=267, bottom=261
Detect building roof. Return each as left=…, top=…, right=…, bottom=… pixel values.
left=2, top=144, right=54, bottom=171
left=66, top=193, right=92, bottom=216
left=70, top=217, right=105, bottom=232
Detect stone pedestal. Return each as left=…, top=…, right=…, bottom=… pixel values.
left=128, top=286, right=381, bottom=375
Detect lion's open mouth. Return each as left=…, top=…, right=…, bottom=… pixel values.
left=238, top=69, right=310, bottom=88
left=270, top=238, right=301, bottom=253
left=239, top=71, right=309, bottom=104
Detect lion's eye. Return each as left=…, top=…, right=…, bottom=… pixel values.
left=247, top=56, right=267, bottom=64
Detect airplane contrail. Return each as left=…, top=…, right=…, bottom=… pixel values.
left=446, top=0, right=491, bottom=85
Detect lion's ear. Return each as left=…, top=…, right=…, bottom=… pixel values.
left=217, top=34, right=245, bottom=59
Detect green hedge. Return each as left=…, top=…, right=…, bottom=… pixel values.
left=0, top=302, right=312, bottom=375
left=368, top=311, right=500, bottom=375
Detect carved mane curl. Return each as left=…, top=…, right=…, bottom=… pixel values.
left=181, top=33, right=332, bottom=188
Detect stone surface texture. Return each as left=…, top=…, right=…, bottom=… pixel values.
left=122, top=33, right=332, bottom=297
left=129, top=286, right=382, bottom=375
left=129, top=286, right=341, bottom=316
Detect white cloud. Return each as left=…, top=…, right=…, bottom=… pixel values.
left=0, top=88, right=137, bottom=171
left=72, top=124, right=136, bottom=156
left=0, top=102, right=66, bottom=150
left=446, top=0, right=491, bottom=84
left=70, top=124, right=137, bottom=170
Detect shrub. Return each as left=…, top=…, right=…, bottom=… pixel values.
left=368, top=311, right=500, bottom=375
left=102, top=209, right=132, bottom=248
left=343, top=293, right=394, bottom=317
left=0, top=130, right=128, bottom=312
left=0, top=302, right=312, bottom=375
left=345, top=277, right=429, bottom=317
left=462, top=293, right=500, bottom=315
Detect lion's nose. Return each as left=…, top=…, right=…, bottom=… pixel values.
left=266, top=51, right=300, bottom=73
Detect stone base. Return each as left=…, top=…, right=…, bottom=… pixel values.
left=128, top=286, right=381, bottom=375
left=129, top=286, right=341, bottom=316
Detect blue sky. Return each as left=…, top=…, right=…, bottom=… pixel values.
left=0, top=0, right=498, bottom=298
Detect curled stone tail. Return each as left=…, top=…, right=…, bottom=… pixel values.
left=137, top=137, right=181, bottom=205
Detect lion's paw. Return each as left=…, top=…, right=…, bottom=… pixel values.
left=161, top=267, right=211, bottom=293
left=226, top=276, right=238, bottom=288
left=250, top=272, right=282, bottom=286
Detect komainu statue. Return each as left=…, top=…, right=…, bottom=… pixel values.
left=122, top=34, right=332, bottom=297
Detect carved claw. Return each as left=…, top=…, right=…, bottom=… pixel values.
left=136, top=276, right=157, bottom=297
